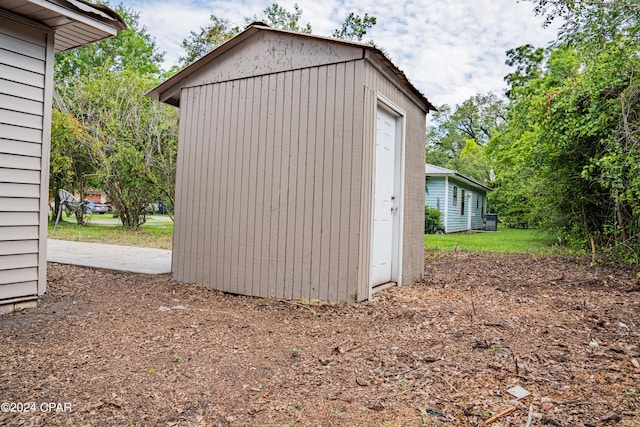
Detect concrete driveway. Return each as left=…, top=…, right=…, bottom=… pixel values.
left=47, top=239, right=172, bottom=274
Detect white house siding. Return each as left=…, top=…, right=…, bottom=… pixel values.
left=0, top=12, right=52, bottom=304
left=471, top=192, right=486, bottom=230
left=444, top=178, right=486, bottom=233
left=424, top=176, right=446, bottom=228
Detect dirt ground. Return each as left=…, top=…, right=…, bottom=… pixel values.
left=1, top=252, right=639, bottom=427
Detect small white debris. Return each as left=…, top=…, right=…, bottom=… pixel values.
left=589, top=340, right=600, bottom=348
left=507, top=385, right=531, bottom=400
left=171, top=305, right=186, bottom=310
left=619, top=322, right=629, bottom=329
left=158, top=306, right=171, bottom=312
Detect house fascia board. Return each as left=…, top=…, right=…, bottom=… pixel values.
left=425, top=170, right=491, bottom=193
left=27, top=0, right=123, bottom=36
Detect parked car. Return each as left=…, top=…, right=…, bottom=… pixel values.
left=83, top=201, right=109, bottom=214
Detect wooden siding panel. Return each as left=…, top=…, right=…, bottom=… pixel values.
left=253, top=75, right=269, bottom=297
left=0, top=212, right=38, bottom=226
left=199, top=84, right=214, bottom=287
left=0, top=108, right=42, bottom=129
left=350, top=61, right=367, bottom=301
left=0, top=93, right=43, bottom=116
left=0, top=240, right=37, bottom=256
left=228, top=79, right=243, bottom=293
left=0, top=226, right=38, bottom=241
left=0, top=78, right=45, bottom=102
left=0, top=253, right=37, bottom=270
left=340, top=61, right=356, bottom=301
left=0, top=32, right=46, bottom=59
left=302, top=67, right=318, bottom=301
left=0, top=167, right=40, bottom=184
left=172, top=87, right=193, bottom=281
left=311, top=66, right=327, bottom=301
left=288, top=69, right=301, bottom=300
left=0, top=123, right=41, bottom=143
left=0, top=197, right=39, bottom=211
left=0, top=139, right=41, bottom=157
left=237, top=78, right=253, bottom=297
left=0, top=281, right=38, bottom=300
left=274, top=71, right=289, bottom=298
left=0, top=153, right=41, bottom=170
left=292, top=68, right=308, bottom=300
left=245, top=78, right=260, bottom=296
left=0, top=182, right=39, bottom=198
left=0, top=47, right=45, bottom=74
left=211, top=81, right=229, bottom=288
left=0, top=267, right=37, bottom=285
left=190, top=84, right=206, bottom=285
left=318, top=64, right=335, bottom=302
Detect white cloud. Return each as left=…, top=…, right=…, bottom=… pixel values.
left=128, top=0, right=558, bottom=107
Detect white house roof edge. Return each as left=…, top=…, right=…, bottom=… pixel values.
left=425, top=163, right=492, bottom=192
left=3, top=0, right=126, bottom=52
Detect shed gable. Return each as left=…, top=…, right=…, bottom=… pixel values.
left=155, top=30, right=365, bottom=105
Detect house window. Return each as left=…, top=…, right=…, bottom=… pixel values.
left=461, top=189, right=465, bottom=215
left=481, top=197, right=485, bottom=219
left=436, top=197, right=440, bottom=211
left=476, top=196, right=479, bottom=210
left=453, top=186, right=458, bottom=206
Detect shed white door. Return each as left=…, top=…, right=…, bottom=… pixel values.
left=370, top=107, right=400, bottom=287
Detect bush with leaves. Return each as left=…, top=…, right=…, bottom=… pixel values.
left=424, top=206, right=444, bottom=234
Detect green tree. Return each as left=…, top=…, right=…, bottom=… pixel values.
left=490, top=0, right=640, bottom=261
left=56, top=68, right=178, bottom=228
left=180, top=3, right=313, bottom=67
left=426, top=93, right=506, bottom=182
left=249, top=3, right=312, bottom=33
left=332, top=12, right=377, bottom=41
left=179, top=16, right=241, bottom=66
left=49, top=108, right=99, bottom=224
left=55, top=2, right=164, bottom=86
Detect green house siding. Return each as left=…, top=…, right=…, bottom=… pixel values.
left=425, top=173, right=488, bottom=233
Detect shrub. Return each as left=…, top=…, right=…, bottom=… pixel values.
left=424, top=206, right=444, bottom=234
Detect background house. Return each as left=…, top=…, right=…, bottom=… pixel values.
left=148, top=23, right=436, bottom=302
left=425, top=163, right=492, bottom=233
left=0, top=0, right=125, bottom=313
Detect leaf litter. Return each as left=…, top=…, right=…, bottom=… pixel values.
left=1, top=251, right=639, bottom=426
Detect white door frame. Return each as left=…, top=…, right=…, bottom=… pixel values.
left=369, top=93, right=406, bottom=299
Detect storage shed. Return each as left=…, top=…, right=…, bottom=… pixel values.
left=425, top=163, right=492, bottom=233
left=148, top=23, right=436, bottom=302
left=0, top=0, right=125, bottom=313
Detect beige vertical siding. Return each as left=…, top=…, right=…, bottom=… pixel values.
left=173, top=61, right=365, bottom=302
left=0, top=13, right=50, bottom=303
left=361, top=63, right=427, bottom=293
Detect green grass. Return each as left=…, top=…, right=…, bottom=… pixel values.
left=424, top=227, right=561, bottom=254
left=48, top=214, right=173, bottom=249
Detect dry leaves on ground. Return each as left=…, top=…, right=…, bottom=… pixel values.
left=1, top=252, right=639, bottom=426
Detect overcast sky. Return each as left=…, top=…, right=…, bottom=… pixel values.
left=127, top=0, right=559, bottom=108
